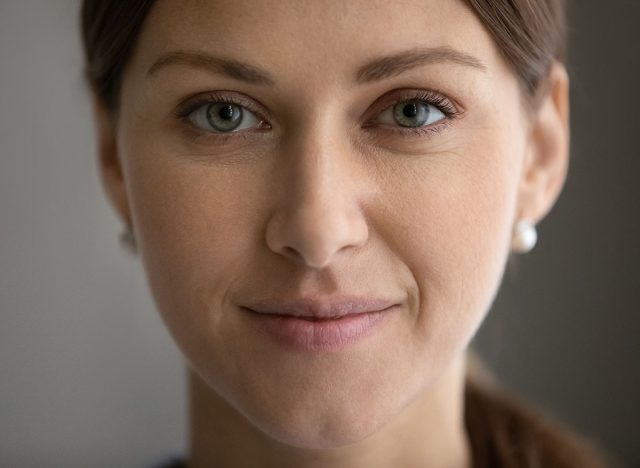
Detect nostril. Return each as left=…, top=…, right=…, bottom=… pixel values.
left=282, top=245, right=303, bottom=261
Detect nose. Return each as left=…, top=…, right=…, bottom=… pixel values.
left=265, top=131, right=369, bottom=269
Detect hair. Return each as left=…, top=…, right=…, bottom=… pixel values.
left=80, top=1, right=611, bottom=467
left=465, top=0, right=566, bottom=99
left=465, top=353, right=611, bottom=467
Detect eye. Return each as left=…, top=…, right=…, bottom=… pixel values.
left=188, top=102, right=260, bottom=133
left=376, top=99, right=446, bottom=128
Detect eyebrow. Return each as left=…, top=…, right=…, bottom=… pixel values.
left=146, top=46, right=486, bottom=85
left=356, top=47, right=487, bottom=83
left=147, top=51, right=276, bottom=85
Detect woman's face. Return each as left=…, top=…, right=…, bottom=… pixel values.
left=103, top=0, right=565, bottom=449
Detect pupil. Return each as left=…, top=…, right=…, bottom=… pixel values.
left=218, top=105, right=234, bottom=120
left=403, top=103, right=418, bottom=118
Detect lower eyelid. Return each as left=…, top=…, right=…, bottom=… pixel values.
left=364, top=118, right=454, bottom=140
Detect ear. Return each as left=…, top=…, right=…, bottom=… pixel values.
left=92, top=97, right=133, bottom=227
left=517, top=62, right=570, bottom=224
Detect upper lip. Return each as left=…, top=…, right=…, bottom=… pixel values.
left=243, top=296, right=398, bottom=319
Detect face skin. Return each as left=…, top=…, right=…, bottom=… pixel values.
left=94, top=0, right=569, bottom=466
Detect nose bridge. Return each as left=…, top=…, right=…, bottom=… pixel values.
left=289, top=119, right=345, bottom=211
left=265, top=115, right=369, bottom=269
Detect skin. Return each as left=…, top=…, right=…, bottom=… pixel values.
left=94, top=0, right=569, bottom=466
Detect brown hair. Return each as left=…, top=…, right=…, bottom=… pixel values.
left=464, top=0, right=566, bottom=98
left=81, top=0, right=155, bottom=113
left=80, top=1, right=610, bottom=466
left=465, top=353, right=611, bottom=467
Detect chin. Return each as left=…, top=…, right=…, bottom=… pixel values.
left=250, top=410, right=386, bottom=450
left=228, top=381, right=409, bottom=451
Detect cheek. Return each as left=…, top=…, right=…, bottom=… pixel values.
left=123, top=146, right=268, bottom=356
left=379, top=132, right=523, bottom=361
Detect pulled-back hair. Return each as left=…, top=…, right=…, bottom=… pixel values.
left=80, top=1, right=611, bottom=466
left=465, top=353, right=609, bottom=467
left=465, top=0, right=566, bottom=97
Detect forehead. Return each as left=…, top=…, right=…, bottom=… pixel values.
left=131, top=0, right=503, bottom=87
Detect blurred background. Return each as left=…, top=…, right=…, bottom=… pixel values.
left=0, top=1, right=638, bottom=466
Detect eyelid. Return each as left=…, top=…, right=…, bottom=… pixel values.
left=367, top=88, right=460, bottom=121
left=174, top=91, right=272, bottom=127
left=358, top=88, right=462, bottom=141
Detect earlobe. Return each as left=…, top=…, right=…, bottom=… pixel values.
left=92, top=96, right=133, bottom=227
left=517, top=62, right=570, bottom=225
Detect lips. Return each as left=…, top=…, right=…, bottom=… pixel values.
left=241, top=296, right=399, bottom=351
left=242, top=296, right=398, bottom=320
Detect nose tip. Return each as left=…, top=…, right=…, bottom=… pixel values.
left=265, top=203, right=369, bottom=269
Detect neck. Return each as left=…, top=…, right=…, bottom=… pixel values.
left=189, top=354, right=470, bottom=468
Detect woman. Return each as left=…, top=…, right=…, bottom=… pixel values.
left=81, top=0, right=609, bottom=466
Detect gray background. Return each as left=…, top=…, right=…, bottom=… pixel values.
left=0, top=1, right=638, bottom=466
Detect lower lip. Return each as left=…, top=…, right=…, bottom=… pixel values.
left=244, top=307, right=395, bottom=352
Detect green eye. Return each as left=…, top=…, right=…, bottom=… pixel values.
left=207, top=103, right=243, bottom=131
left=376, top=99, right=446, bottom=128
left=394, top=101, right=428, bottom=127
left=189, top=102, right=260, bottom=133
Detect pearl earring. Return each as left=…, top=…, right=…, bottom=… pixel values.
left=511, top=219, right=537, bottom=253
left=119, top=224, right=137, bottom=255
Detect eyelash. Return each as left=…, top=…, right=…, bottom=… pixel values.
left=174, top=92, right=269, bottom=144
left=367, top=89, right=460, bottom=137
left=174, top=89, right=460, bottom=143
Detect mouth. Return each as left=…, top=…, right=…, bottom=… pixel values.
left=242, top=296, right=398, bottom=319
left=241, top=296, right=399, bottom=352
